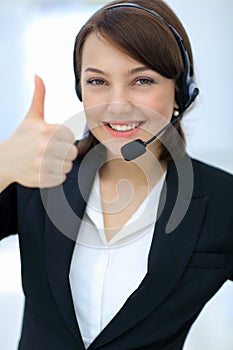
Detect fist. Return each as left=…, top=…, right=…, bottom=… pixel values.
left=7, top=76, right=78, bottom=188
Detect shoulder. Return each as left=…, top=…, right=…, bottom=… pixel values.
left=190, top=157, right=233, bottom=189
left=189, top=157, right=233, bottom=208
left=167, top=153, right=233, bottom=194
left=191, top=157, right=233, bottom=179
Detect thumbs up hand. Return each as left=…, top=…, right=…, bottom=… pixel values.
left=5, top=76, right=78, bottom=188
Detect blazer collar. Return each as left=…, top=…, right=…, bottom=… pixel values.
left=44, top=152, right=208, bottom=349
left=88, top=154, right=208, bottom=349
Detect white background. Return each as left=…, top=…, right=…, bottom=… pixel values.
left=0, top=0, right=233, bottom=349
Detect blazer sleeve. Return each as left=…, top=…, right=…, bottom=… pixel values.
left=227, top=176, right=233, bottom=281
left=0, top=183, right=18, bottom=240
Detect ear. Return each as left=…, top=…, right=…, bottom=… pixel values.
left=172, top=101, right=180, bottom=120
left=173, top=99, right=179, bottom=110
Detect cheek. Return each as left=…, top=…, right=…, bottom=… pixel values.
left=82, top=93, right=94, bottom=108
left=83, top=94, right=107, bottom=114
left=139, top=97, right=174, bottom=123
left=133, top=84, right=175, bottom=118
left=81, top=79, right=104, bottom=108
left=83, top=102, right=106, bottom=133
left=150, top=91, right=175, bottom=121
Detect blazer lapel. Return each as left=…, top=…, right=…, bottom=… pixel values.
left=89, top=154, right=208, bottom=349
left=44, top=147, right=105, bottom=346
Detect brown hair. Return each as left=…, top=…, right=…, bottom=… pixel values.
left=73, top=0, right=196, bottom=161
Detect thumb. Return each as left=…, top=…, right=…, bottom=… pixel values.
left=26, top=75, right=45, bottom=119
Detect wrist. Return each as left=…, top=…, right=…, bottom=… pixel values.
left=0, top=140, right=15, bottom=191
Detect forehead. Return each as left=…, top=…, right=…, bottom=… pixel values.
left=81, top=32, right=142, bottom=70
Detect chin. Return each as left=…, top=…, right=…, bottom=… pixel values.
left=105, top=146, right=125, bottom=161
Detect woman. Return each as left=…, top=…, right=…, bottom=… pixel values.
left=0, top=0, right=233, bottom=349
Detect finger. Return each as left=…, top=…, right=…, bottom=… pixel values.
left=39, top=173, right=67, bottom=188
left=54, top=143, right=78, bottom=162
left=65, top=144, right=78, bottom=161
left=41, top=158, right=73, bottom=175
left=61, top=160, right=74, bottom=174
left=42, top=142, right=78, bottom=162
left=26, top=75, right=45, bottom=120
left=54, top=124, right=76, bottom=143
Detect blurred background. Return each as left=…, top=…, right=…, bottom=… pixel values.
left=0, top=0, right=233, bottom=349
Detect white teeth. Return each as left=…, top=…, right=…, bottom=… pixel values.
left=109, top=122, right=140, bottom=131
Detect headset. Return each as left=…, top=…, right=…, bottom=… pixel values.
left=74, top=2, right=200, bottom=161
left=74, top=2, right=199, bottom=113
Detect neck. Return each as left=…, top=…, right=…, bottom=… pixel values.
left=99, top=152, right=167, bottom=190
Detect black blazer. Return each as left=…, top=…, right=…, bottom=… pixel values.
left=1, top=152, right=233, bottom=350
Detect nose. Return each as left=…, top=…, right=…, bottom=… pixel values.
left=106, top=86, right=133, bottom=115
left=107, top=101, right=133, bottom=115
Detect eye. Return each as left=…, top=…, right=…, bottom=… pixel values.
left=86, top=78, right=107, bottom=86
left=134, top=77, right=155, bottom=86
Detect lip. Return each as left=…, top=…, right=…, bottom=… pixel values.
left=103, top=120, right=145, bottom=138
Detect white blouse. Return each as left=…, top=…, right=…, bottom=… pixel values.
left=69, top=171, right=166, bottom=348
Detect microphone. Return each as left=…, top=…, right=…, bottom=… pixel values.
left=120, top=114, right=181, bottom=161
left=121, top=90, right=199, bottom=161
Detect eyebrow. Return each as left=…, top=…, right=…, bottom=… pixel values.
left=84, top=66, right=152, bottom=76
left=84, top=67, right=109, bottom=75
left=129, top=66, right=152, bottom=74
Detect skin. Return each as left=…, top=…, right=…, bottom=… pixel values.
left=80, top=32, right=178, bottom=162
left=0, top=31, right=178, bottom=239
left=80, top=32, right=179, bottom=238
left=0, top=76, right=77, bottom=192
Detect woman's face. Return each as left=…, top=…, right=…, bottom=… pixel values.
left=80, top=32, right=178, bottom=159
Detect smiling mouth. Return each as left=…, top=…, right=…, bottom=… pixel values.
left=104, top=121, right=144, bottom=132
